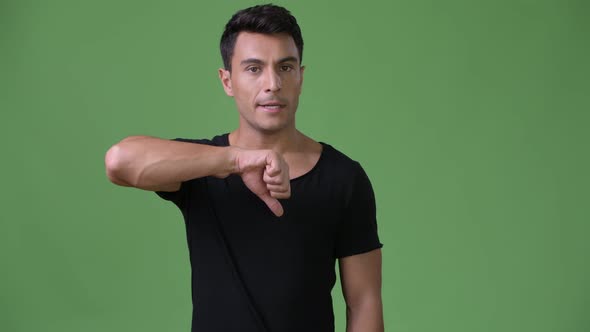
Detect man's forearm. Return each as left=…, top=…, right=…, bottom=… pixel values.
left=345, top=298, right=384, bottom=332
left=105, top=136, right=237, bottom=189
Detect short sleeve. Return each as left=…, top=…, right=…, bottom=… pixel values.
left=334, top=163, right=383, bottom=258
left=154, top=137, right=211, bottom=209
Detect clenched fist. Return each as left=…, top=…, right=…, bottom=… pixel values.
left=234, top=148, right=290, bottom=217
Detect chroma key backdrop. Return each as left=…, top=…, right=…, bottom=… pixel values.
left=1, top=0, right=588, bottom=331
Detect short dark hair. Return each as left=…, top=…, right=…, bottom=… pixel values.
left=220, top=4, right=304, bottom=71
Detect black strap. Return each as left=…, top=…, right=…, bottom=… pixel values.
left=205, top=178, right=270, bottom=332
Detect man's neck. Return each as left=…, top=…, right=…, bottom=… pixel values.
left=228, top=126, right=306, bottom=153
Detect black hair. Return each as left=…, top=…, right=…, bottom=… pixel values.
left=220, top=4, right=304, bottom=71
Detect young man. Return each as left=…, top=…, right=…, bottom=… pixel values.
left=105, top=4, right=383, bottom=332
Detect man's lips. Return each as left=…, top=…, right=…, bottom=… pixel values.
left=258, top=101, right=285, bottom=106
left=257, top=101, right=286, bottom=112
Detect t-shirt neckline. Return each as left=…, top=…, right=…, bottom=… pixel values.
left=220, top=133, right=327, bottom=182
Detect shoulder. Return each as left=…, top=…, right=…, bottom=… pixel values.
left=319, top=141, right=365, bottom=177
left=315, top=141, right=374, bottom=203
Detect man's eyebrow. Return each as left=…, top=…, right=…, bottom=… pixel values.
left=240, top=58, right=265, bottom=66
left=239, top=56, right=299, bottom=66
left=278, top=56, right=298, bottom=63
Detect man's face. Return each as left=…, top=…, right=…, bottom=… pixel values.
left=219, top=32, right=305, bottom=133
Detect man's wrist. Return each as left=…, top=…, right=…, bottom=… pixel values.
left=226, top=146, right=242, bottom=174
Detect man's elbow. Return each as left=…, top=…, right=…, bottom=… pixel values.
left=346, top=293, right=382, bottom=312
left=104, top=142, right=133, bottom=187
left=345, top=295, right=384, bottom=332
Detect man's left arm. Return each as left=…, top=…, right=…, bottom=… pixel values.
left=339, top=248, right=384, bottom=332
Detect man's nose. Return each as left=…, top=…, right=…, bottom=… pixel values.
left=264, top=69, right=282, bottom=92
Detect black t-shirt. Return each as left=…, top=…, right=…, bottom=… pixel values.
left=155, top=133, right=382, bottom=332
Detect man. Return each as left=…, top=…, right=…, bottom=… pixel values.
left=105, top=4, right=383, bottom=332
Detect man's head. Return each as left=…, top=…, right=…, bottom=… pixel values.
left=218, top=4, right=305, bottom=134
left=220, top=4, right=303, bottom=72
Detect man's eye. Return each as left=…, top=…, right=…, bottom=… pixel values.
left=247, top=67, right=260, bottom=73
left=280, top=65, right=293, bottom=72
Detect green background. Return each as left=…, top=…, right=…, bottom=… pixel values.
left=1, top=0, right=589, bottom=331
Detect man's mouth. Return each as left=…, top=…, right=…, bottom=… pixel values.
left=257, top=102, right=286, bottom=111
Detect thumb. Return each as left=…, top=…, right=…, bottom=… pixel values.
left=258, top=193, right=284, bottom=217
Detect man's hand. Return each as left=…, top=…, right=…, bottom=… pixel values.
left=234, top=148, right=290, bottom=217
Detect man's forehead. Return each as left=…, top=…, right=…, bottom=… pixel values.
left=233, top=31, right=299, bottom=63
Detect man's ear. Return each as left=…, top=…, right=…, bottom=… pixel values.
left=299, top=65, right=305, bottom=88
left=218, top=68, right=233, bottom=97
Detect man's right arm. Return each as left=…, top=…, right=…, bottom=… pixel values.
left=104, top=135, right=290, bottom=216
left=104, top=136, right=237, bottom=192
